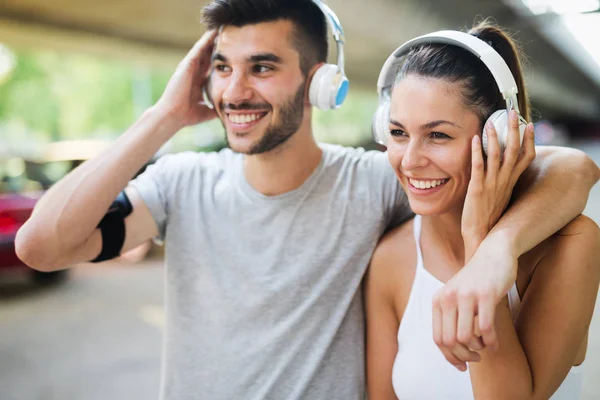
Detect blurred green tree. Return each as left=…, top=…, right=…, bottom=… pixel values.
left=0, top=46, right=377, bottom=153
left=0, top=48, right=167, bottom=146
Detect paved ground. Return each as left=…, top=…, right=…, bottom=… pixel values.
left=0, top=261, right=164, bottom=400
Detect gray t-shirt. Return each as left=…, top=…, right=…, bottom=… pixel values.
left=130, top=143, right=410, bottom=400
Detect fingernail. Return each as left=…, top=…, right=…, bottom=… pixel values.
left=510, top=110, right=517, bottom=121
left=527, top=122, right=534, bottom=132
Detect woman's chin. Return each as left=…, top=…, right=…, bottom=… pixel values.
left=408, top=200, right=449, bottom=216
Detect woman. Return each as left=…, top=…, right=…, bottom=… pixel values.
left=365, top=21, right=600, bottom=399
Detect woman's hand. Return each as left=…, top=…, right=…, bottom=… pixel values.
left=461, top=110, right=536, bottom=258
left=433, top=110, right=535, bottom=371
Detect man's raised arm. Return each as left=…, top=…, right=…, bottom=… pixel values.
left=16, top=30, right=218, bottom=272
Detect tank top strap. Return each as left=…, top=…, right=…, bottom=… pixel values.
left=413, top=215, right=425, bottom=272
left=507, top=283, right=521, bottom=321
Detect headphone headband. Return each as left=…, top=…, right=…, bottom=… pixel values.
left=312, top=0, right=345, bottom=41
left=312, top=0, right=346, bottom=75
left=377, top=30, right=519, bottom=112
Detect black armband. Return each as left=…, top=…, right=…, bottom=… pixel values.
left=91, top=191, right=134, bottom=263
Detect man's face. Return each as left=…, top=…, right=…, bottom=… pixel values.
left=209, top=20, right=308, bottom=155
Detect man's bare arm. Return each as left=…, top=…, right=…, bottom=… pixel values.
left=15, top=30, right=218, bottom=272
left=15, top=110, right=178, bottom=271
left=490, top=145, right=599, bottom=256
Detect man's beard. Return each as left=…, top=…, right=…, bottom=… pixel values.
left=220, top=82, right=306, bottom=155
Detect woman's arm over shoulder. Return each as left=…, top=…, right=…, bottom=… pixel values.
left=505, top=146, right=599, bottom=256
left=365, top=219, right=415, bottom=400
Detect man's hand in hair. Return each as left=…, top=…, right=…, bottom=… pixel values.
left=155, top=29, right=219, bottom=129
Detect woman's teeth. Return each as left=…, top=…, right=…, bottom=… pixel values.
left=409, top=178, right=447, bottom=189
left=228, top=113, right=263, bottom=124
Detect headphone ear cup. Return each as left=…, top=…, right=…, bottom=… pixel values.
left=309, top=64, right=348, bottom=110
left=482, top=110, right=527, bottom=156
left=482, top=110, right=506, bottom=156
left=202, top=84, right=214, bottom=110
left=372, top=101, right=391, bottom=146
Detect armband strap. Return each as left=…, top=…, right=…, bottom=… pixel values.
left=90, top=191, right=133, bottom=263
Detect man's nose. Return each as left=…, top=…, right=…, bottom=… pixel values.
left=222, top=72, right=253, bottom=105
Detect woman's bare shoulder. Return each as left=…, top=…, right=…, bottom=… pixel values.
left=368, top=218, right=417, bottom=294
left=373, top=217, right=416, bottom=266
left=517, top=215, right=600, bottom=292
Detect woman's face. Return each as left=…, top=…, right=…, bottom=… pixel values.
left=387, top=75, right=482, bottom=216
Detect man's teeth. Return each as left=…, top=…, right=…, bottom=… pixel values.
left=228, top=113, right=263, bottom=124
left=409, top=178, right=447, bottom=189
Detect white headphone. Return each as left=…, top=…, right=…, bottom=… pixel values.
left=203, top=0, right=349, bottom=111
left=308, top=0, right=350, bottom=110
left=372, top=30, right=527, bottom=154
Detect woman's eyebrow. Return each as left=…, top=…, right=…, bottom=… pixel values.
left=389, top=119, right=462, bottom=129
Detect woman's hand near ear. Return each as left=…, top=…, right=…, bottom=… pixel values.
left=461, top=111, right=536, bottom=258
left=433, top=110, right=535, bottom=369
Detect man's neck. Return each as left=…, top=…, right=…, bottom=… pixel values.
left=243, top=121, right=323, bottom=197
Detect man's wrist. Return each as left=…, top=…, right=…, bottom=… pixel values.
left=140, top=106, right=185, bottom=139
left=147, top=104, right=186, bottom=133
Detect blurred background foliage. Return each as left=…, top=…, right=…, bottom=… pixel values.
left=0, top=45, right=379, bottom=159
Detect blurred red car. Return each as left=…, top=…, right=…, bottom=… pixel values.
left=0, top=193, right=36, bottom=266
left=0, top=190, right=69, bottom=283
left=0, top=140, right=115, bottom=283
left=0, top=140, right=156, bottom=282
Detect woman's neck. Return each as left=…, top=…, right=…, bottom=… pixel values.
left=420, top=209, right=466, bottom=268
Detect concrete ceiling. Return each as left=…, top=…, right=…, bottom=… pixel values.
left=1, top=0, right=599, bottom=122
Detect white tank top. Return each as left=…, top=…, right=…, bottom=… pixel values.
left=392, top=215, right=584, bottom=399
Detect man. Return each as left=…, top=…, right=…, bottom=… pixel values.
left=16, top=1, right=599, bottom=399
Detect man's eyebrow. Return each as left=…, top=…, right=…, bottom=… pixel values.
left=211, top=52, right=283, bottom=64
left=212, top=53, right=227, bottom=63
left=248, top=53, right=282, bottom=63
